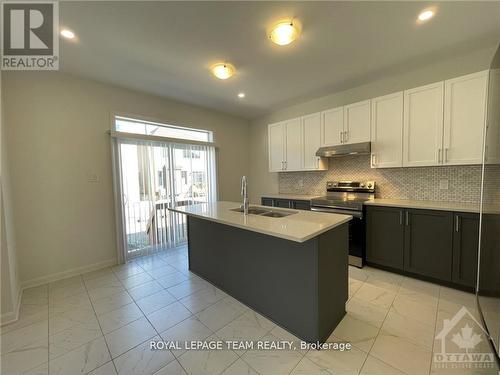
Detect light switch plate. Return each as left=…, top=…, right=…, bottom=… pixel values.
left=439, top=179, right=449, bottom=190
left=87, top=172, right=100, bottom=183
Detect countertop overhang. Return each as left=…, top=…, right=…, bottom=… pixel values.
left=168, top=201, right=352, bottom=243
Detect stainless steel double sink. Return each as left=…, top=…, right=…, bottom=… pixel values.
left=230, top=206, right=297, bottom=218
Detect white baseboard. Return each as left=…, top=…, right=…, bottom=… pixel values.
left=1, top=258, right=117, bottom=327
left=20, top=258, right=118, bottom=290
left=1, top=286, right=22, bottom=326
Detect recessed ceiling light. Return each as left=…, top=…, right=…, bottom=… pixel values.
left=60, top=29, right=75, bottom=39
left=211, top=63, right=235, bottom=80
left=238, top=93, right=245, bottom=98
left=269, top=20, right=300, bottom=46
left=417, top=9, right=434, bottom=22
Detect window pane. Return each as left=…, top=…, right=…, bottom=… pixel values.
left=115, top=117, right=212, bottom=142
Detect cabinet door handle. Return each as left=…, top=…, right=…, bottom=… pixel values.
left=455, top=215, right=460, bottom=232
left=371, top=153, right=376, bottom=167
left=285, top=161, right=287, bottom=170
left=399, top=210, right=403, bottom=225
left=405, top=211, right=409, bottom=226
left=344, top=131, right=349, bottom=143
left=438, top=148, right=442, bottom=163
left=339, top=131, right=343, bottom=144
left=445, top=148, right=448, bottom=163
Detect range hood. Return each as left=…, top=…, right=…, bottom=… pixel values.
left=316, top=142, right=371, bottom=158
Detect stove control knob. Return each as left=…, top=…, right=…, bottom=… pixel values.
left=360, top=183, right=365, bottom=187
left=366, top=182, right=373, bottom=188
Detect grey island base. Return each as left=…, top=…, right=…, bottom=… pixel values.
left=170, top=201, right=352, bottom=343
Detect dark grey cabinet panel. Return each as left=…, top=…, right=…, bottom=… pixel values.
left=366, top=206, right=404, bottom=270
left=452, top=213, right=479, bottom=288
left=261, top=198, right=274, bottom=207
left=274, top=199, right=292, bottom=208
left=366, top=205, right=478, bottom=289
left=403, top=209, right=453, bottom=281
left=292, top=200, right=311, bottom=211
left=261, top=197, right=311, bottom=211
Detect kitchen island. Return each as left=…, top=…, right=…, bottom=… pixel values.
left=169, top=201, right=352, bottom=343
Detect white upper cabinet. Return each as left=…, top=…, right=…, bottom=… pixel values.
left=443, top=70, right=489, bottom=165
left=371, top=92, right=404, bottom=168
left=344, top=100, right=371, bottom=144
left=268, top=70, right=491, bottom=172
left=302, top=113, right=327, bottom=171
left=403, top=82, right=444, bottom=167
left=268, top=122, right=285, bottom=172
left=485, top=68, right=500, bottom=164
left=268, top=114, right=327, bottom=172
left=321, top=107, right=344, bottom=146
left=284, top=118, right=303, bottom=171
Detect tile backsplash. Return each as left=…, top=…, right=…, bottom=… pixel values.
left=279, top=155, right=486, bottom=203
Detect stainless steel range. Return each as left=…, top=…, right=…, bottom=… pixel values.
left=311, top=181, right=375, bottom=268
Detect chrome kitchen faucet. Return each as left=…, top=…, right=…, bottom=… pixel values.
left=241, top=176, right=249, bottom=215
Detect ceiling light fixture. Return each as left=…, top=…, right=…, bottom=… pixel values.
left=238, top=93, right=245, bottom=98
left=60, top=29, right=75, bottom=39
left=417, top=9, right=435, bottom=22
left=211, top=63, right=235, bottom=80
left=269, top=19, right=300, bottom=46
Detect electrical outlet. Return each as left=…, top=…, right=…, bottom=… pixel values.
left=439, top=179, right=449, bottom=190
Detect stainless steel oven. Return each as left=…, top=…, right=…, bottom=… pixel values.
left=311, top=181, right=375, bottom=267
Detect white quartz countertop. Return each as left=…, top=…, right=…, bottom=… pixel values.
left=169, top=201, right=352, bottom=243
left=364, top=199, right=480, bottom=213
left=261, top=193, right=321, bottom=201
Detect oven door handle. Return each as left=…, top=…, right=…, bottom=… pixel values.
left=311, top=206, right=362, bottom=218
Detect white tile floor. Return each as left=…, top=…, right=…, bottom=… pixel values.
left=1, top=245, right=498, bottom=375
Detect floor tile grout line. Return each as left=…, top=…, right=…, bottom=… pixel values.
left=81, top=272, right=120, bottom=375
left=428, top=286, right=443, bottom=375
left=352, top=277, right=374, bottom=372
left=111, top=263, right=178, bottom=367
left=358, top=271, right=432, bottom=375
left=113, top=247, right=198, bottom=375
left=14, top=252, right=462, bottom=375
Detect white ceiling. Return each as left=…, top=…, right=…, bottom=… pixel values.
left=60, top=1, right=500, bottom=119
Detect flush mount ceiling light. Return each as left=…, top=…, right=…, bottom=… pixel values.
left=238, top=92, right=245, bottom=98
left=417, top=9, right=435, bottom=23
left=60, top=28, right=75, bottom=39
left=211, top=63, right=235, bottom=80
left=269, top=19, right=301, bottom=46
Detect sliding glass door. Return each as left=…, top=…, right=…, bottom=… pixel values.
left=115, top=138, right=216, bottom=260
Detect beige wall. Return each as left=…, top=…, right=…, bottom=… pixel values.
left=3, top=71, right=249, bottom=284
left=249, top=45, right=498, bottom=203
left=1, top=71, right=21, bottom=322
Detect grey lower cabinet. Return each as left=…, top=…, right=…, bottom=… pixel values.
left=261, top=197, right=311, bottom=211
left=403, top=209, right=453, bottom=281
left=274, top=199, right=292, bottom=208
left=366, top=206, right=479, bottom=289
left=452, top=212, right=479, bottom=287
left=292, top=200, right=312, bottom=210
left=366, top=206, right=405, bottom=270
left=261, top=197, right=274, bottom=207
